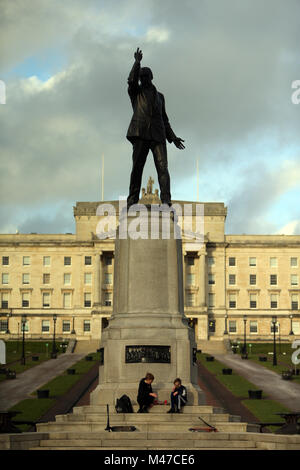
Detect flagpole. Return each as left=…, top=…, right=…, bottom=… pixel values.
left=101, top=154, right=104, bottom=201
left=196, top=159, right=199, bottom=202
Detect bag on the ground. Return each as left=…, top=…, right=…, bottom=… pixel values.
left=115, top=394, right=134, bottom=413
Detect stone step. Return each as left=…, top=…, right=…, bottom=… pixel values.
left=56, top=412, right=241, bottom=424
left=29, top=429, right=300, bottom=450
left=36, top=438, right=257, bottom=449
left=72, top=405, right=226, bottom=415
left=30, top=446, right=259, bottom=450
left=36, top=421, right=259, bottom=434
left=197, top=340, right=228, bottom=354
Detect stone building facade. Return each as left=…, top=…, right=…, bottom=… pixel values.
left=0, top=182, right=299, bottom=350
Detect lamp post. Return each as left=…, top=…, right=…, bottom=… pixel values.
left=51, top=314, right=57, bottom=359
left=20, top=314, right=27, bottom=365
left=242, top=315, right=247, bottom=356
left=6, top=310, right=12, bottom=334
left=272, top=315, right=277, bottom=366
left=289, top=315, right=294, bottom=336
left=224, top=314, right=228, bottom=335
left=71, top=315, right=76, bottom=335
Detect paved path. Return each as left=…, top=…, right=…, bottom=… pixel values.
left=214, top=354, right=300, bottom=412
left=0, top=353, right=85, bottom=411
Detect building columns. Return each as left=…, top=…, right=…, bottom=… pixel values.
left=199, top=251, right=207, bottom=308
left=93, top=251, right=102, bottom=306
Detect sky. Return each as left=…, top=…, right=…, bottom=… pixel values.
left=0, top=0, right=300, bottom=235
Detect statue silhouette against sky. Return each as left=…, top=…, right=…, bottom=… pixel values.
left=126, top=48, right=185, bottom=208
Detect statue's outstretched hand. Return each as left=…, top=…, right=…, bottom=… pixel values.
left=134, top=47, right=143, bottom=62
left=173, top=137, right=185, bottom=149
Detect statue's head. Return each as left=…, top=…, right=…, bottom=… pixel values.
left=139, top=67, right=153, bottom=87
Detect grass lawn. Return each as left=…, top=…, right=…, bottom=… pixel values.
left=197, top=352, right=292, bottom=430
left=242, top=399, right=290, bottom=433
left=8, top=352, right=100, bottom=432
left=0, top=340, right=68, bottom=382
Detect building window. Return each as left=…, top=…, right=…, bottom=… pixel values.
left=291, top=257, right=298, bottom=268
left=84, top=293, right=91, bottom=307
left=43, top=273, right=50, bottom=284
left=187, top=273, right=195, bottom=285
left=64, top=256, right=71, bottom=266
left=229, top=257, right=236, bottom=266
left=2, top=256, right=9, bottom=266
left=105, top=256, right=112, bottom=266
left=187, top=257, right=195, bottom=266
left=22, top=273, right=30, bottom=284
left=42, top=292, right=50, bottom=308
left=229, top=294, right=236, bottom=308
left=63, top=292, right=71, bottom=308
left=208, top=273, right=215, bottom=285
left=208, top=293, right=215, bottom=307
left=229, top=320, right=237, bottom=333
left=208, top=320, right=216, bottom=333
left=104, top=292, right=112, bottom=306
left=85, top=256, right=92, bottom=265
left=104, top=272, right=112, bottom=285
left=270, top=274, right=277, bottom=285
left=291, top=294, right=298, bottom=310
left=187, top=293, right=195, bottom=306
left=229, top=274, right=236, bottom=285
left=0, top=320, right=8, bottom=332
left=64, top=273, right=71, bottom=285
left=23, top=256, right=30, bottom=266
left=250, top=321, right=258, bottom=333
left=271, top=322, right=279, bottom=334
left=293, top=322, right=300, bottom=335
left=1, top=293, right=9, bottom=309
left=43, top=256, right=51, bottom=266
left=63, top=321, right=71, bottom=332
left=83, top=320, right=91, bottom=332
left=207, top=257, right=215, bottom=266
left=22, top=293, right=30, bottom=308
left=291, top=274, right=298, bottom=286
left=270, top=294, right=278, bottom=309
left=249, top=274, right=256, bottom=285
left=250, top=294, right=257, bottom=308
left=2, top=273, right=9, bottom=284
left=270, top=257, right=277, bottom=268
left=249, top=257, right=256, bottom=267
left=42, top=320, right=50, bottom=333
left=84, top=273, right=92, bottom=285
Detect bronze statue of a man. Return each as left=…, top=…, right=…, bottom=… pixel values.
left=126, top=48, right=185, bottom=208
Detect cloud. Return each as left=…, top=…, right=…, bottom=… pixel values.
left=145, top=27, right=170, bottom=43
left=1, top=0, right=300, bottom=235
left=276, top=220, right=300, bottom=235
left=226, top=160, right=300, bottom=234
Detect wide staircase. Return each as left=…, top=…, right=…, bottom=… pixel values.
left=197, top=339, right=231, bottom=355
left=28, top=404, right=300, bottom=450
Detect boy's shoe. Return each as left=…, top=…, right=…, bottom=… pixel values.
left=167, top=408, right=175, bottom=413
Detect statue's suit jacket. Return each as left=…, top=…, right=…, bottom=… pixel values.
left=126, top=61, right=177, bottom=144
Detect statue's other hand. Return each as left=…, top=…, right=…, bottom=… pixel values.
left=134, top=47, right=143, bottom=62
left=173, top=137, right=185, bottom=149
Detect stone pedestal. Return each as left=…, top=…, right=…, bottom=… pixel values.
left=90, top=206, right=205, bottom=406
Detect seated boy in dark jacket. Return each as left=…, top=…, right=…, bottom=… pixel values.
left=137, top=372, right=157, bottom=413
left=167, top=378, right=187, bottom=413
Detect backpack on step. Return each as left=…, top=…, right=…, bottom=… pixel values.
left=115, top=394, right=134, bottom=413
